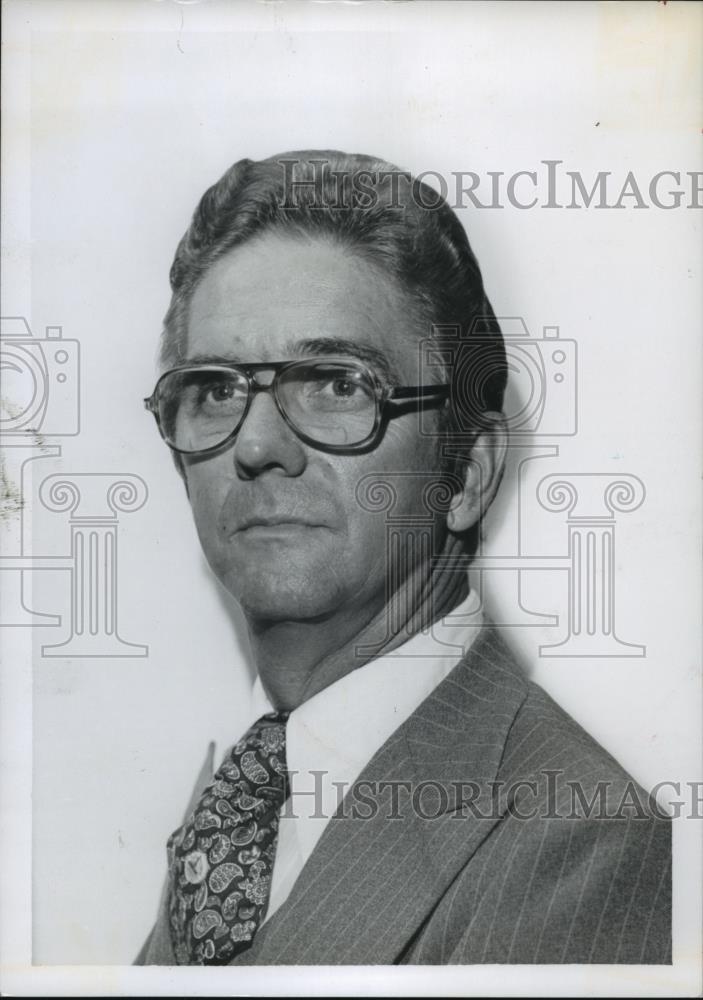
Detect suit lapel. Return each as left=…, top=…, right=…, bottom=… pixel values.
left=232, top=624, right=528, bottom=965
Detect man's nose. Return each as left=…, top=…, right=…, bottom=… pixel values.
left=232, top=385, right=307, bottom=479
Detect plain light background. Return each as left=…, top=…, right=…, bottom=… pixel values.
left=1, top=0, right=701, bottom=993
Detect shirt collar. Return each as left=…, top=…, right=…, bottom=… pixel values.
left=250, top=590, right=483, bottom=863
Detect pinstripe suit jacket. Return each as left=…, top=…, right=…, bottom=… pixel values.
left=137, top=624, right=671, bottom=965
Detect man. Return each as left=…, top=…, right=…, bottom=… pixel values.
left=137, top=151, right=671, bottom=965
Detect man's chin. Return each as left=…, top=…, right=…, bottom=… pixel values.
left=216, top=567, right=347, bottom=624
left=238, top=591, right=343, bottom=625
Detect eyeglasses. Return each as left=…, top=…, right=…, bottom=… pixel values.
left=144, top=357, right=450, bottom=455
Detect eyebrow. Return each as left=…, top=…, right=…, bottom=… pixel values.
left=182, top=339, right=400, bottom=384
left=183, top=352, right=244, bottom=366
left=295, top=339, right=398, bottom=383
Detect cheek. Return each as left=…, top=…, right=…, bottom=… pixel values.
left=338, top=428, right=443, bottom=550
left=183, top=462, right=230, bottom=539
left=385, top=413, right=439, bottom=461
left=349, top=420, right=442, bottom=503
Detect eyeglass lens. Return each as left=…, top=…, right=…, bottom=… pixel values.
left=155, top=361, right=379, bottom=452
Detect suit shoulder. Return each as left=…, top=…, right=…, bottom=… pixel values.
left=501, top=674, right=658, bottom=802
left=424, top=672, right=672, bottom=964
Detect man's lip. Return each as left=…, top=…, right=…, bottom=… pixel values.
left=233, top=518, right=327, bottom=532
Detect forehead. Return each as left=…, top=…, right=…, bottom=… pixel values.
left=185, top=232, right=424, bottom=377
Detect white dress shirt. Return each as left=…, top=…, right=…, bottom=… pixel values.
left=247, top=590, right=483, bottom=925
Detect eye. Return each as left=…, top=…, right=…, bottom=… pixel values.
left=188, top=375, right=247, bottom=416
left=330, top=376, right=359, bottom=398
left=304, top=366, right=373, bottom=406
left=279, top=360, right=376, bottom=417
left=202, top=381, right=236, bottom=404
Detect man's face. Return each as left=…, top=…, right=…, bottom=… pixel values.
left=182, top=232, right=447, bottom=625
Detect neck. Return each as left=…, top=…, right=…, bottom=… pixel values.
left=248, top=535, right=470, bottom=711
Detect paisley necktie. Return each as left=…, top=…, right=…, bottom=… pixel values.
left=167, top=711, right=289, bottom=965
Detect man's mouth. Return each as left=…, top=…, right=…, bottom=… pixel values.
left=233, top=516, right=327, bottom=534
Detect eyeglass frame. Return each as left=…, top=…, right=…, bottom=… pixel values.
left=143, top=356, right=451, bottom=456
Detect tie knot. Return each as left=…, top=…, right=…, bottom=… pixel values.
left=227, top=711, right=289, bottom=783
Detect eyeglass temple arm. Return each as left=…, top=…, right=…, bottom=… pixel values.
left=388, top=384, right=450, bottom=401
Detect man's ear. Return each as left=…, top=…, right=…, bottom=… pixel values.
left=445, top=413, right=508, bottom=535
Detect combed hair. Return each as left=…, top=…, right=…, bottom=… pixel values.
left=160, top=150, right=507, bottom=443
